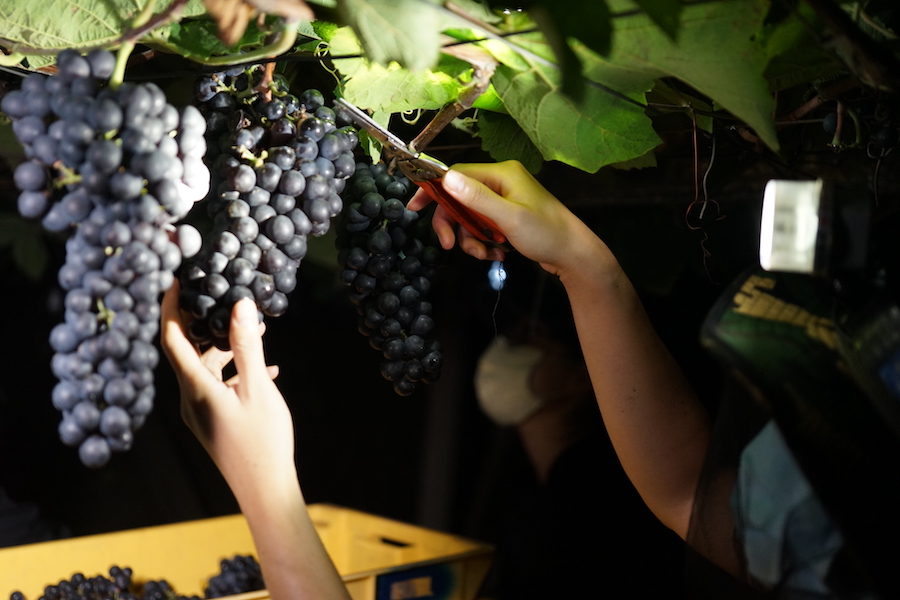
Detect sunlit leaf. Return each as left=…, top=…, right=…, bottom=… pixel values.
left=491, top=63, right=660, bottom=172
left=336, top=0, right=443, bottom=71
left=329, top=27, right=466, bottom=113
left=0, top=0, right=207, bottom=68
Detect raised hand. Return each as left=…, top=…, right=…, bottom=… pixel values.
left=160, top=282, right=350, bottom=600
left=160, top=281, right=293, bottom=495
left=408, top=161, right=610, bottom=280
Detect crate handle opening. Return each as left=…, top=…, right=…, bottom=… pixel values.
left=379, top=536, right=412, bottom=548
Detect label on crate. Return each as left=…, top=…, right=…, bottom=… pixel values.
left=375, top=563, right=455, bottom=600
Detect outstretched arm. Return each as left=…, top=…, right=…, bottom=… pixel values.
left=410, top=162, right=711, bottom=539
left=160, top=283, right=350, bottom=600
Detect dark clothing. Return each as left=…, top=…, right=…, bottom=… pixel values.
left=487, top=430, right=687, bottom=599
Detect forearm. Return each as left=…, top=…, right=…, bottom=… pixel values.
left=557, top=229, right=711, bottom=539
left=235, top=475, right=350, bottom=600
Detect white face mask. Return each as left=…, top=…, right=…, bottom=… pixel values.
left=474, top=336, right=545, bottom=427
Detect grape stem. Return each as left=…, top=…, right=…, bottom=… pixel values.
left=110, top=42, right=134, bottom=90
left=254, top=62, right=277, bottom=103
left=110, top=0, right=159, bottom=88
left=410, top=47, right=497, bottom=152
left=96, top=298, right=116, bottom=330
left=775, top=77, right=860, bottom=127
left=0, top=51, right=25, bottom=67
left=52, top=161, right=82, bottom=187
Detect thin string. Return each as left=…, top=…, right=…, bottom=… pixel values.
left=491, top=261, right=505, bottom=339
left=700, top=132, right=717, bottom=219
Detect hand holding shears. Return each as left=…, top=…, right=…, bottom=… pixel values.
left=334, top=98, right=507, bottom=245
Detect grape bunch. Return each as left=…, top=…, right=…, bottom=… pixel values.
left=178, top=65, right=359, bottom=349
left=9, top=565, right=201, bottom=600
left=336, top=161, right=444, bottom=396
left=203, top=555, right=265, bottom=598
left=1, top=49, right=208, bottom=467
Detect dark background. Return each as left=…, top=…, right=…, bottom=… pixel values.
left=0, top=56, right=898, bottom=596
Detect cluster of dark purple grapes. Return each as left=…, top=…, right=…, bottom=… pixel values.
left=203, top=555, right=264, bottom=598
left=1, top=49, right=208, bottom=467
left=178, top=65, right=359, bottom=349
left=336, top=162, right=444, bottom=396
left=9, top=566, right=200, bottom=600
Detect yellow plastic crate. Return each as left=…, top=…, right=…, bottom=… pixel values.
left=0, top=503, right=494, bottom=600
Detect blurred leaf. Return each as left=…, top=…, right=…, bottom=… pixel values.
left=336, top=0, right=443, bottom=71
left=476, top=110, right=543, bottom=173
left=0, top=0, right=207, bottom=66
left=329, top=27, right=466, bottom=113
left=632, top=0, right=683, bottom=40
left=528, top=4, right=591, bottom=100
left=471, top=83, right=506, bottom=112
left=311, top=18, right=340, bottom=42
left=203, top=0, right=312, bottom=46
left=163, top=15, right=310, bottom=60
left=535, top=0, right=611, bottom=56
left=759, top=4, right=844, bottom=91
left=0, top=0, right=131, bottom=53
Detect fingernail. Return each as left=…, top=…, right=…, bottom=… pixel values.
left=235, top=298, right=257, bottom=326
left=443, top=169, right=464, bottom=193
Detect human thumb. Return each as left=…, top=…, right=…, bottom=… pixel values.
left=442, top=169, right=503, bottom=223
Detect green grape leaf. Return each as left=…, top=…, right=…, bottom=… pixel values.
left=631, top=0, right=683, bottom=40
left=329, top=27, right=466, bottom=113
left=23, top=55, right=56, bottom=70
left=477, top=110, right=544, bottom=173
left=532, top=0, right=611, bottom=57
left=357, top=109, right=390, bottom=159
left=648, top=79, right=713, bottom=133
left=311, top=19, right=339, bottom=42
left=0, top=0, right=208, bottom=68
left=438, top=0, right=500, bottom=27
left=163, top=16, right=307, bottom=60
left=609, top=147, right=657, bottom=169
left=166, top=20, right=237, bottom=59
left=491, top=63, right=660, bottom=172
left=494, top=0, right=778, bottom=154
left=0, top=0, right=133, bottom=51
left=759, top=5, right=843, bottom=91
left=599, top=0, right=777, bottom=149
left=336, top=0, right=443, bottom=71
left=471, top=83, right=506, bottom=112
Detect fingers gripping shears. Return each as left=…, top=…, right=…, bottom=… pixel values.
left=334, top=98, right=507, bottom=245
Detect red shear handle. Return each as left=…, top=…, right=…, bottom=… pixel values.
left=415, top=178, right=507, bottom=245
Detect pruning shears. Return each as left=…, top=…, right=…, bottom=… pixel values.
left=334, top=98, right=507, bottom=245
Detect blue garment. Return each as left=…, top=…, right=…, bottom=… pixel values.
left=733, top=421, right=843, bottom=598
